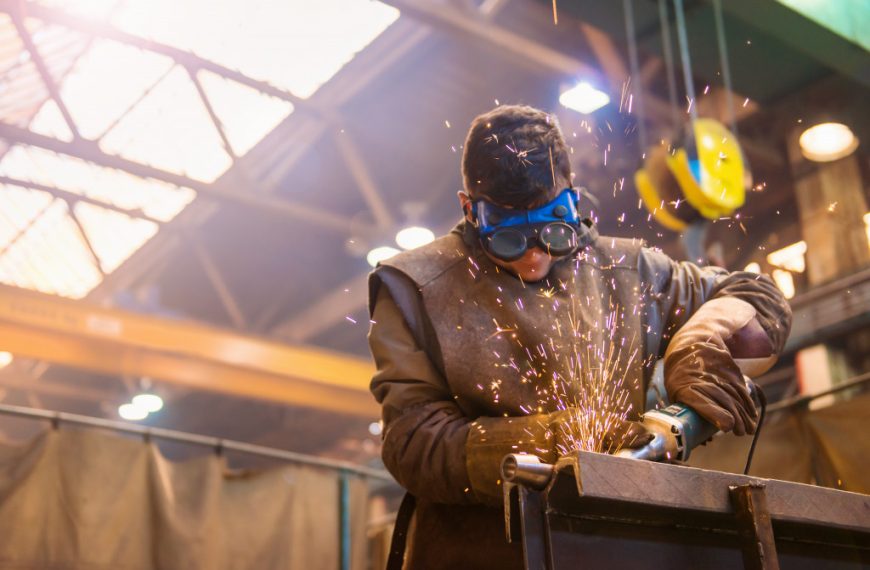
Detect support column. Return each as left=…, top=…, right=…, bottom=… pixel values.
left=787, top=135, right=869, bottom=286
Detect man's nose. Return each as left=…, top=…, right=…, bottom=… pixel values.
left=523, top=246, right=550, bottom=262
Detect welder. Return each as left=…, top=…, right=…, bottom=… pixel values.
left=367, top=105, right=792, bottom=569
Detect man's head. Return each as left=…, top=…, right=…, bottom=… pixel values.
left=459, top=105, right=575, bottom=281
left=462, top=105, right=572, bottom=207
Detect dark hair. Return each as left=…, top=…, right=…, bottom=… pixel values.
left=461, top=105, right=572, bottom=209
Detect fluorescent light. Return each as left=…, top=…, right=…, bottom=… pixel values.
left=799, top=122, right=859, bottom=162
left=771, top=269, right=795, bottom=300
left=0, top=351, right=12, bottom=369
left=559, top=82, right=610, bottom=114
left=366, top=246, right=400, bottom=267
left=395, top=226, right=435, bottom=250
left=118, top=403, right=148, bottom=421
left=767, top=241, right=807, bottom=273
left=743, top=262, right=761, bottom=274
left=132, top=393, right=164, bottom=413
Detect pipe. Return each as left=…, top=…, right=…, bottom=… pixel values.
left=501, top=453, right=555, bottom=490
left=0, top=402, right=393, bottom=481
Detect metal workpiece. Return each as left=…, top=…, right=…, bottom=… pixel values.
left=504, top=449, right=870, bottom=570
left=501, top=454, right=556, bottom=490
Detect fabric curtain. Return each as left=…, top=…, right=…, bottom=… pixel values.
left=803, top=392, right=870, bottom=494
left=689, top=392, right=870, bottom=493
left=0, top=428, right=369, bottom=570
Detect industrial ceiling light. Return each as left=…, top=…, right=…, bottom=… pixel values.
left=743, top=262, right=761, bottom=274
left=0, top=351, right=12, bottom=369
left=132, top=393, right=164, bottom=413
left=395, top=226, right=435, bottom=250
left=118, top=403, right=148, bottom=421
left=767, top=241, right=807, bottom=273
left=559, top=82, right=610, bottom=114
left=799, top=122, right=859, bottom=162
left=366, top=246, right=400, bottom=267
left=771, top=269, right=796, bottom=300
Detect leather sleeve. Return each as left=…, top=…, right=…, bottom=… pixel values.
left=639, top=247, right=792, bottom=356
left=368, top=281, right=475, bottom=505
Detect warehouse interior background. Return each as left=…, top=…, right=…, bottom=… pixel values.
left=0, top=0, right=867, bottom=567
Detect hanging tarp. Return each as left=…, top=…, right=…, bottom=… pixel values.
left=0, top=428, right=368, bottom=570
left=804, top=392, right=870, bottom=494
left=689, top=391, right=870, bottom=493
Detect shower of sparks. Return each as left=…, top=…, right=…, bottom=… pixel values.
left=483, top=275, right=644, bottom=456
left=539, top=299, right=640, bottom=455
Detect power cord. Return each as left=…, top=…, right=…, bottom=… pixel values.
left=743, top=383, right=767, bottom=475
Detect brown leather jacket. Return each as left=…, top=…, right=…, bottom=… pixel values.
left=367, top=222, right=791, bottom=568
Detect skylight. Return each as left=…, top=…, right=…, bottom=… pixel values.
left=0, top=0, right=399, bottom=299
left=0, top=145, right=195, bottom=298
left=37, top=0, right=401, bottom=99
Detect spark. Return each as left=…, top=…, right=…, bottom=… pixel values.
left=827, top=201, right=838, bottom=212
left=345, top=316, right=357, bottom=324
left=539, top=287, right=557, bottom=299
left=686, top=96, right=694, bottom=114
left=445, top=120, right=451, bottom=128
left=552, top=0, right=558, bottom=25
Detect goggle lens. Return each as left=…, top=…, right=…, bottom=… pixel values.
left=539, top=222, right=577, bottom=255
left=487, top=229, right=528, bottom=262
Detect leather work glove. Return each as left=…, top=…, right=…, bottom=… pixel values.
left=664, top=297, right=764, bottom=436
left=465, top=410, right=652, bottom=505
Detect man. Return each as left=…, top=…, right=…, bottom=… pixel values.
left=367, top=105, right=791, bottom=568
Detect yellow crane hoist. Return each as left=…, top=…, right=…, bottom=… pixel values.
left=635, top=118, right=748, bottom=231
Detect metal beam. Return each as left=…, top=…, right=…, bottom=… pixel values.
left=0, top=121, right=365, bottom=234
left=334, top=132, right=395, bottom=229
left=383, top=0, right=605, bottom=84
left=0, top=175, right=166, bottom=225
left=189, top=234, right=247, bottom=330
left=10, top=9, right=82, bottom=141
left=0, top=284, right=377, bottom=417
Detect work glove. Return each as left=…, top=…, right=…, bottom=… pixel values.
left=664, top=297, right=763, bottom=436
left=465, top=410, right=652, bottom=505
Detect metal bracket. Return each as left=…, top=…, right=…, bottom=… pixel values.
left=729, top=482, right=781, bottom=570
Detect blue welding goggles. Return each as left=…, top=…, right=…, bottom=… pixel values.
left=471, top=188, right=584, bottom=262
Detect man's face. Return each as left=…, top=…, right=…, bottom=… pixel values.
left=458, top=191, right=569, bottom=283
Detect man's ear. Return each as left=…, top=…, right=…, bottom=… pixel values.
left=457, top=191, right=475, bottom=223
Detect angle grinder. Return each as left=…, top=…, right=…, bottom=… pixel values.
left=616, top=360, right=765, bottom=464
